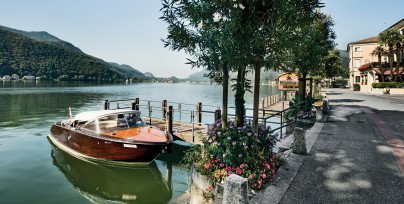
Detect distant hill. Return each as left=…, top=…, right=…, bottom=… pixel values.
left=0, top=26, right=146, bottom=81
left=185, top=69, right=280, bottom=83
left=0, top=25, right=82, bottom=53
left=144, top=72, right=155, bottom=78
left=108, top=62, right=146, bottom=78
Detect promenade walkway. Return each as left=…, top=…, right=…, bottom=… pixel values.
left=253, top=89, right=404, bottom=203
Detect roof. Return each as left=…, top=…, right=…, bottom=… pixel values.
left=74, top=109, right=140, bottom=122
left=348, top=36, right=380, bottom=45
left=387, top=18, right=404, bottom=30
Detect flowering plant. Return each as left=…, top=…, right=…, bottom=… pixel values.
left=183, top=120, right=282, bottom=190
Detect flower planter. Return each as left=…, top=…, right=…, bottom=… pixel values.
left=190, top=168, right=223, bottom=204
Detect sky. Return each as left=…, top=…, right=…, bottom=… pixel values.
left=0, top=0, right=403, bottom=78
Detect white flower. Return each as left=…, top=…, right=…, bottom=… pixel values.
left=197, top=21, right=203, bottom=29
left=239, top=3, right=245, bottom=10
left=213, top=12, right=221, bottom=22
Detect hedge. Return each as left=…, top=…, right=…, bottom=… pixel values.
left=372, top=82, right=404, bottom=88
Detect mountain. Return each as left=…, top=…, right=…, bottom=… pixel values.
left=185, top=70, right=210, bottom=82
left=144, top=72, right=155, bottom=78
left=185, top=69, right=280, bottom=83
left=0, top=25, right=82, bottom=53
left=0, top=26, right=146, bottom=81
left=108, top=62, right=145, bottom=78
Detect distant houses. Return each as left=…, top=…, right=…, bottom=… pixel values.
left=1, top=74, right=38, bottom=81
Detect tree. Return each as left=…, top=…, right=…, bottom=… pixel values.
left=379, top=28, right=402, bottom=81
left=324, top=49, right=342, bottom=80
left=291, top=12, right=335, bottom=100
left=371, top=46, right=387, bottom=82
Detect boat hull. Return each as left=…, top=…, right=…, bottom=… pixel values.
left=49, top=125, right=168, bottom=164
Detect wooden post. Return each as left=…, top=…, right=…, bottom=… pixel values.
left=162, top=100, right=167, bottom=120
left=196, top=102, right=202, bottom=126
left=261, top=98, right=265, bottom=110
left=148, top=101, right=152, bottom=125
left=134, top=98, right=140, bottom=110
left=214, top=109, right=221, bottom=121
left=104, top=100, right=109, bottom=110
left=309, top=78, right=313, bottom=97
left=166, top=106, right=173, bottom=134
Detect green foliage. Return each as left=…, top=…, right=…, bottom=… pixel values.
left=324, top=49, right=345, bottom=78
left=353, top=83, right=360, bottom=91
left=0, top=28, right=144, bottom=81
left=182, top=120, right=282, bottom=190
left=372, top=82, right=404, bottom=88
left=284, top=95, right=316, bottom=120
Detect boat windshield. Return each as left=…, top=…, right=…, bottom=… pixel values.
left=82, top=112, right=146, bottom=133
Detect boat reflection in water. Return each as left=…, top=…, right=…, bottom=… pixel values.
left=50, top=143, right=174, bottom=203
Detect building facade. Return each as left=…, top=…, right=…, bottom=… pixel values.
left=347, top=18, right=404, bottom=91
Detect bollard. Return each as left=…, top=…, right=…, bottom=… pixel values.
left=196, top=102, right=202, bottom=126
left=293, top=127, right=307, bottom=154
left=322, top=98, right=329, bottom=114
left=166, top=106, right=173, bottom=134
left=162, top=100, right=167, bottom=120
left=223, top=174, right=248, bottom=204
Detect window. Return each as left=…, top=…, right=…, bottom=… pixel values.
left=355, top=76, right=360, bottom=83
left=354, top=59, right=361, bottom=68
left=354, top=47, right=361, bottom=52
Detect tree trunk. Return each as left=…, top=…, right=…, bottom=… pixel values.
left=378, top=55, right=385, bottom=82
left=389, top=47, right=394, bottom=80
left=222, top=62, right=229, bottom=129
left=252, top=63, right=261, bottom=130
left=235, top=65, right=246, bottom=127
left=395, top=48, right=401, bottom=81
left=298, top=72, right=307, bottom=101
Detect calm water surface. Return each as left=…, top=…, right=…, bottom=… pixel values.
left=0, top=81, right=279, bottom=203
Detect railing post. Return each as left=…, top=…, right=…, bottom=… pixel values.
left=191, top=111, right=195, bottom=143
left=148, top=100, right=152, bottom=125
left=196, top=102, right=202, bottom=126
left=166, top=106, right=173, bottom=134
left=178, top=103, right=182, bottom=122
left=214, top=108, right=221, bottom=121
left=104, top=100, right=109, bottom=110
left=134, top=98, right=140, bottom=110
left=162, top=100, right=167, bottom=120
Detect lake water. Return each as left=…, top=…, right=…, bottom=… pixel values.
left=0, top=81, right=279, bottom=203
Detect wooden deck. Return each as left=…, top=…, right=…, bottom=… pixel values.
left=145, top=117, right=208, bottom=145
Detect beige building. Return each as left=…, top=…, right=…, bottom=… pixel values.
left=347, top=18, right=404, bottom=91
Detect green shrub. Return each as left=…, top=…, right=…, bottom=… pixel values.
left=353, top=83, right=360, bottom=91
left=372, top=82, right=404, bottom=88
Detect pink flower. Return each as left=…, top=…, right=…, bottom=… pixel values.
left=226, top=166, right=232, bottom=171
left=249, top=174, right=253, bottom=180
left=264, top=163, right=271, bottom=169
left=258, top=179, right=262, bottom=184
left=261, top=174, right=267, bottom=179
left=227, top=171, right=233, bottom=176
left=204, top=162, right=210, bottom=169
left=207, top=186, right=213, bottom=191
left=239, top=163, right=245, bottom=169
left=235, top=167, right=242, bottom=175
left=219, top=163, right=225, bottom=167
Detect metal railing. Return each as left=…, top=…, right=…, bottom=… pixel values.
left=102, top=98, right=308, bottom=142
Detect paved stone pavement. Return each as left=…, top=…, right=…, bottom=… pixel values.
left=278, top=89, right=404, bottom=204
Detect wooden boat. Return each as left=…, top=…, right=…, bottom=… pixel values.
left=48, top=109, right=173, bottom=164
